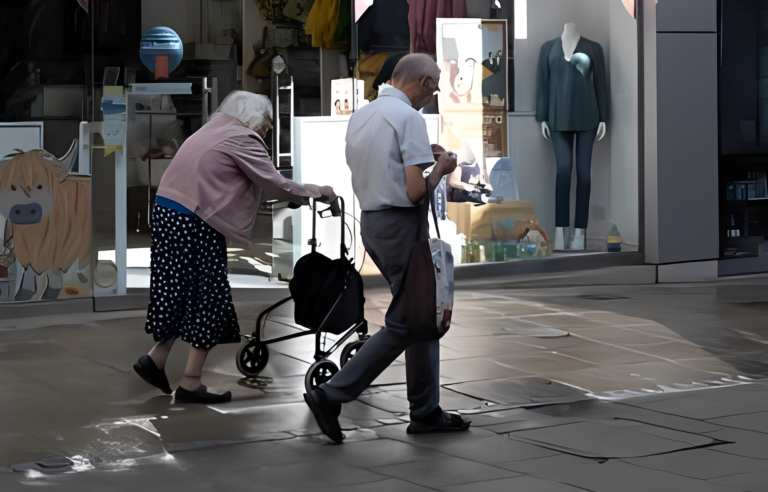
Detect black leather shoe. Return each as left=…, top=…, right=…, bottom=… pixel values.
left=407, top=412, right=471, bottom=434
left=133, top=355, right=172, bottom=394
left=174, top=385, right=232, bottom=404
left=304, top=389, right=343, bottom=444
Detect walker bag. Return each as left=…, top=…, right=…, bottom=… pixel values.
left=290, top=252, right=364, bottom=335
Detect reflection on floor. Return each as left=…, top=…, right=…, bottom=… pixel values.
left=1, top=280, right=767, bottom=490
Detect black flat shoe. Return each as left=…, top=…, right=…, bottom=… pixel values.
left=407, top=412, right=471, bottom=434
left=174, top=385, right=232, bottom=404
left=303, top=389, right=343, bottom=444
left=133, top=355, right=172, bottom=394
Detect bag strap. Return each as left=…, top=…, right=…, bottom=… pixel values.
left=424, top=171, right=441, bottom=240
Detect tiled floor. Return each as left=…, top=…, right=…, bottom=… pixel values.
left=1, top=277, right=767, bottom=491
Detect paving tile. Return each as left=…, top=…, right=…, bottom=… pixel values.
left=708, top=472, right=768, bottom=489
left=384, top=388, right=486, bottom=412
left=152, top=402, right=317, bottom=451
left=618, top=383, right=768, bottom=419
left=313, top=438, right=449, bottom=468
left=517, top=313, right=613, bottom=329
left=247, top=352, right=310, bottom=378
left=438, top=434, right=560, bottom=464
left=441, top=476, right=588, bottom=492
left=497, top=335, right=590, bottom=352
left=440, top=336, right=539, bottom=359
left=699, top=428, right=768, bottom=460
left=492, top=353, right=597, bottom=376
left=674, top=357, right=746, bottom=377
left=499, top=454, right=738, bottom=492
left=632, top=340, right=737, bottom=361
left=566, top=326, right=689, bottom=346
left=507, top=419, right=716, bottom=459
left=340, top=399, right=397, bottom=428
left=371, top=363, right=407, bottom=386
left=372, top=423, right=498, bottom=449
left=444, top=376, right=589, bottom=406
left=708, top=411, right=768, bottom=434
left=254, top=459, right=393, bottom=489
left=623, top=448, right=768, bottom=479
left=371, top=457, right=518, bottom=488
left=555, top=343, right=653, bottom=365
left=439, top=357, right=532, bottom=384
left=578, top=311, right=652, bottom=326
left=530, top=399, right=723, bottom=434
left=356, top=391, right=410, bottom=413
left=314, top=478, right=435, bottom=492
left=543, top=361, right=728, bottom=395
left=459, top=406, right=588, bottom=436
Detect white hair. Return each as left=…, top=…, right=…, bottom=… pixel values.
left=215, top=91, right=273, bottom=135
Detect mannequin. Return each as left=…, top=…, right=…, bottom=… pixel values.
left=536, top=23, right=609, bottom=250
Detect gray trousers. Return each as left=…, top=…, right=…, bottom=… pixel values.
left=320, top=206, right=440, bottom=420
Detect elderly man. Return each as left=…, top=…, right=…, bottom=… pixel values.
left=133, top=91, right=336, bottom=404
left=304, top=54, right=470, bottom=443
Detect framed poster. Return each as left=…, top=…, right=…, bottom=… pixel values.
left=437, top=19, right=508, bottom=169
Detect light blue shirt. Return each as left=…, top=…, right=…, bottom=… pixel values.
left=345, top=85, right=434, bottom=211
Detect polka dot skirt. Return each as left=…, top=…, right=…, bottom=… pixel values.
left=144, top=205, right=240, bottom=350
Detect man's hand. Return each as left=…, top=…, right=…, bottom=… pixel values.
left=429, top=151, right=457, bottom=188
left=435, top=151, right=458, bottom=176
left=317, top=185, right=337, bottom=204
left=431, top=143, right=447, bottom=161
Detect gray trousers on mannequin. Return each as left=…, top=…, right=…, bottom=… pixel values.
left=319, top=206, right=440, bottom=421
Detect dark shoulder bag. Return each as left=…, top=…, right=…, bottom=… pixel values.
left=402, top=173, right=455, bottom=341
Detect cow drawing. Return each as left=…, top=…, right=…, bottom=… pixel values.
left=0, top=146, right=91, bottom=301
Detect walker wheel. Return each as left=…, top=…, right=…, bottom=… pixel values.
left=236, top=340, right=269, bottom=376
left=339, top=340, right=366, bottom=368
left=305, top=360, right=339, bottom=393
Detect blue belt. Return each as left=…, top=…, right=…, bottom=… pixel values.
left=156, top=195, right=195, bottom=216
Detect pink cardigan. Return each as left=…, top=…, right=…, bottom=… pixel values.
left=157, top=113, right=322, bottom=247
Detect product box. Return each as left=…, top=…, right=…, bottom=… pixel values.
left=331, top=78, right=367, bottom=116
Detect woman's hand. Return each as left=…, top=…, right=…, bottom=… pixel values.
left=317, top=185, right=337, bottom=204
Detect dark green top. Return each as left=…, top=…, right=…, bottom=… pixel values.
left=536, top=36, right=610, bottom=132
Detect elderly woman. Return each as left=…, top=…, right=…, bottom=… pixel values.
left=133, top=91, right=336, bottom=404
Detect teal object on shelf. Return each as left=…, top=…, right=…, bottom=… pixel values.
left=140, top=27, right=183, bottom=75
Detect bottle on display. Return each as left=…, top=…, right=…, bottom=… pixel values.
left=606, top=224, right=622, bottom=252
left=728, top=214, right=740, bottom=238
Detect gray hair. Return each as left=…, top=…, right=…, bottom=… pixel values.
left=216, top=91, right=273, bottom=135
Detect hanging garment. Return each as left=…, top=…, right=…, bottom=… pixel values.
left=357, top=51, right=391, bottom=99
left=407, top=0, right=466, bottom=54
left=333, top=0, right=351, bottom=45
left=357, top=0, right=410, bottom=51
left=306, top=0, right=346, bottom=49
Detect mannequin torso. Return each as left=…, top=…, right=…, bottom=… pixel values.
left=561, top=23, right=580, bottom=62
left=539, top=22, right=607, bottom=141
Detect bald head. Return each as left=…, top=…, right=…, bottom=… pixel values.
left=391, top=54, right=440, bottom=86
left=390, top=54, right=441, bottom=110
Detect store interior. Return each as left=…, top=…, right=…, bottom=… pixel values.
left=0, top=0, right=648, bottom=299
